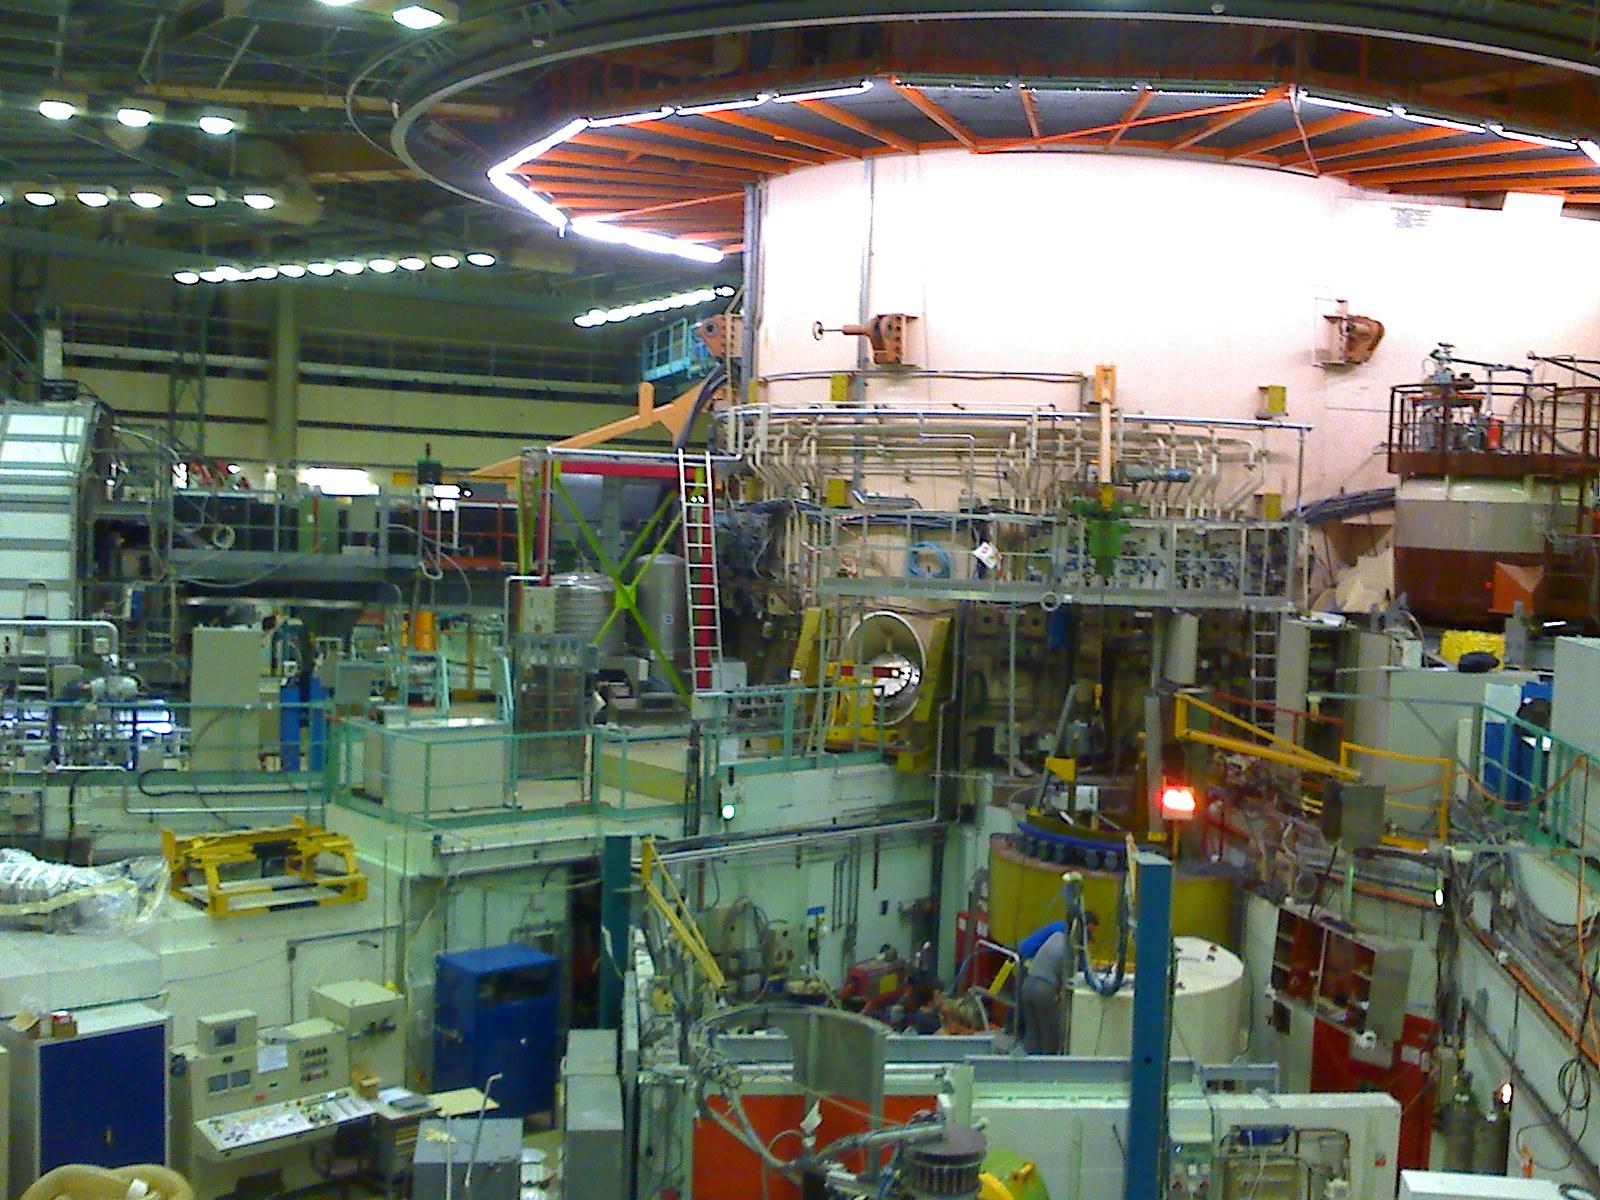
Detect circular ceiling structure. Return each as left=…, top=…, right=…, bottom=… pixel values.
left=366, top=4, right=1600, bottom=259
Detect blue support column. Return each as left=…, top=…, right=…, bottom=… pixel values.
left=1125, top=849, right=1174, bottom=1200
left=599, top=834, right=633, bottom=1030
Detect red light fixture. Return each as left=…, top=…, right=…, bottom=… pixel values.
left=1159, top=784, right=1197, bottom=821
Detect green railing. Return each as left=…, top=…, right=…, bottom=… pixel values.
left=324, top=680, right=893, bottom=829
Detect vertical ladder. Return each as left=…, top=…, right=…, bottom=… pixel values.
left=1248, top=610, right=1278, bottom=716
left=677, top=451, right=724, bottom=693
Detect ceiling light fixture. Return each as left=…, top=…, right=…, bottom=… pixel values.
left=1297, top=92, right=1391, bottom=118
left=241, top=192, right=277, bottom=210
left=37, top=97, right=78, bottom=122
left=572, top=286, right=723, bottom=327
left=1488, top=123, right=1577, bottom=150
left=397, top=256, right=427, bottom=271
left=250, top=266, right=280, bottom=280
left=278, top=264, right=307, bottom=278
left=23, top=190, right=59, bottom=207
left=199, top=268, right=229, bottom=283
left=677, top=96, right=770, bottom=116
left=307, top=262, right=336, bottom=277
left=1389, top=106, right=1483, bottom=133
left=568, top=218, right=724, bottom=264
left=392, top=2, right=452, bottom=29
left=769, top=80, right=874, bottom=104
left=1581, top=139, right=1600, bottom=167
left=173, top=271, right=201, bottom=285
left=76, top=190, right=113, bottom=208
left=185, top=190, right=221, bottom=208
left=589, top=106, right=675, bottom=128
left=368, top=258, right=397, bottom=273
left=430, top=253, right=460, bottom=269
left=334, top=260, right=365, bottom=274
left=116, top=105, right=155, bottom=129
left=465, top=251, right=496, bottom=267
left=128, top=189, right=166, bottom=208
left=198, top=114, right=237, bottom=136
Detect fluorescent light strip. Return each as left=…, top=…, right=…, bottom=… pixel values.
left=1581, top=140, right=1600, bottom=167
left=568, top=219, right=723, bottom=263
left=1298, top=93, right=1391, bottom=119
left=1488, top=123, right=1577, bottom=150
left=769, top=80, right=874, bottom=104
left=1391, top=107, right=1483, bottom=133
left=589, top=106, right=674, bottom=128
left=573, top=286, right=731, bottom=327
left=677, top=96, right=770, bottom=116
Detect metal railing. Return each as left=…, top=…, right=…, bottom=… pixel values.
left=1388, top=381, right=1600, bottom=471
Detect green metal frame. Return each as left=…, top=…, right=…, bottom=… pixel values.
left=548, top=462, right=694, bottom=701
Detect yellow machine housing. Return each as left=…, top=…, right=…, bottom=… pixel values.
left=988, top=834, right=1234, bottom=961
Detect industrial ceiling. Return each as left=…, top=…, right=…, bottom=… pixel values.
left=5, top=1, right=1600, bottom=312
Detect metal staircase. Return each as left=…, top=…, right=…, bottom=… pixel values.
left=677, top=450, right=724, bottom=693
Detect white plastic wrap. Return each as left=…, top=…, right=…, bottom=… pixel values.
left=0, top=848, right=168, bottom=933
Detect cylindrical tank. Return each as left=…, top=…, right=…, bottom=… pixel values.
left=632, top=553, right=687, bottom=671
left=550, top=572, right=623, bottom=657
left=987, top=834, right=1234, bottom=963
left=1065, top=937, right=1246, bottom=1063
left=1471, top=1106, right=1513, bottom=1175
left=1394, top=477, right=1573, bottom=625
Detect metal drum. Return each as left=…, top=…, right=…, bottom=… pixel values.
left=631, top=553, right=688, bottom=673
left=550, top=572, right=623, bottom=657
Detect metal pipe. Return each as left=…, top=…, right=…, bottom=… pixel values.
left=725, top=407, right=1313, bottom=432
left=650, top=819, right=945, bottom=866
left=0, top=618, right=119, bottom=659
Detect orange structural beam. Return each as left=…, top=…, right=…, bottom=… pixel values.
left=1019, top=86, right=1043, bottom=140
left=590, top=190, right=745, bottom=221
left=1167, top=103, right=1267, bottom=151
left=571, top=128, right=792, bottom=174
left=994, top=89, right=1287, bottom=151
left=1107, top=88, right=1153, bottom=146
left=1410, top=172, right=1600, bottom=192
left=1277, top=125, right=1455, bottom=165
left=892, top=82, right=980, bottom=150
left=1337, top=140, right=1555, bottom=175
left=1362, top=154, right=1589, bottom=185
left=1229, top=110, right=1369, bottom=158
left=700, top=109, right=865, bottom=159
left=534, top=148, right=761, bottom=183
left=649, top=121, right=833, bottom=165
left=801, top=99, right=917, bottom=152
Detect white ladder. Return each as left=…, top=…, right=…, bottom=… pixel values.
left=677, top=451, right=724, bottom=693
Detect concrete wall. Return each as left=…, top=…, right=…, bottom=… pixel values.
left=69, top=363, right=660, bottom=472
left=757, top=151, right=1600, bottom=502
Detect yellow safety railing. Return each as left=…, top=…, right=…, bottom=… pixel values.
left=1175, top=693, right=1455, bottom=848
left=1339, top=742, right=1454, bottom=846
left=638, top=836, right=727, bottom=993
left=1174, top=693, right=1359, bottom=783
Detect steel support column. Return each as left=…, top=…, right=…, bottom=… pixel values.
left=599, top=832, right=633, bottom=1029
left=1125, top=848, right=1173, bottom=1200
left=267, top=285, right=299, bottom=468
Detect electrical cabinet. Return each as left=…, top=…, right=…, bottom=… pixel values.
left=433, top=945, right=559, bottom=1119
left=2, top=1003, right=169, bottom=1196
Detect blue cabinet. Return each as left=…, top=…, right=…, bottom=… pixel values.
left=433, top=945, right=559, bottom=1119
left=3, top=1003, right=169, bottom=1191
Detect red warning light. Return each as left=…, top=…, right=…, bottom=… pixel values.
left=1159, top=785, right=1197, bottom=821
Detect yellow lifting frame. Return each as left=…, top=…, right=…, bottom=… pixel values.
left=162, top=817, right=367, bottom=919
left=638, top=837, right=727, bottom=993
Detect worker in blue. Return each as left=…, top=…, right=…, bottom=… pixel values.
left=1019, top=929, right=1067, bottom=1054
left=1016, top=910, right=1098, bottom=1053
